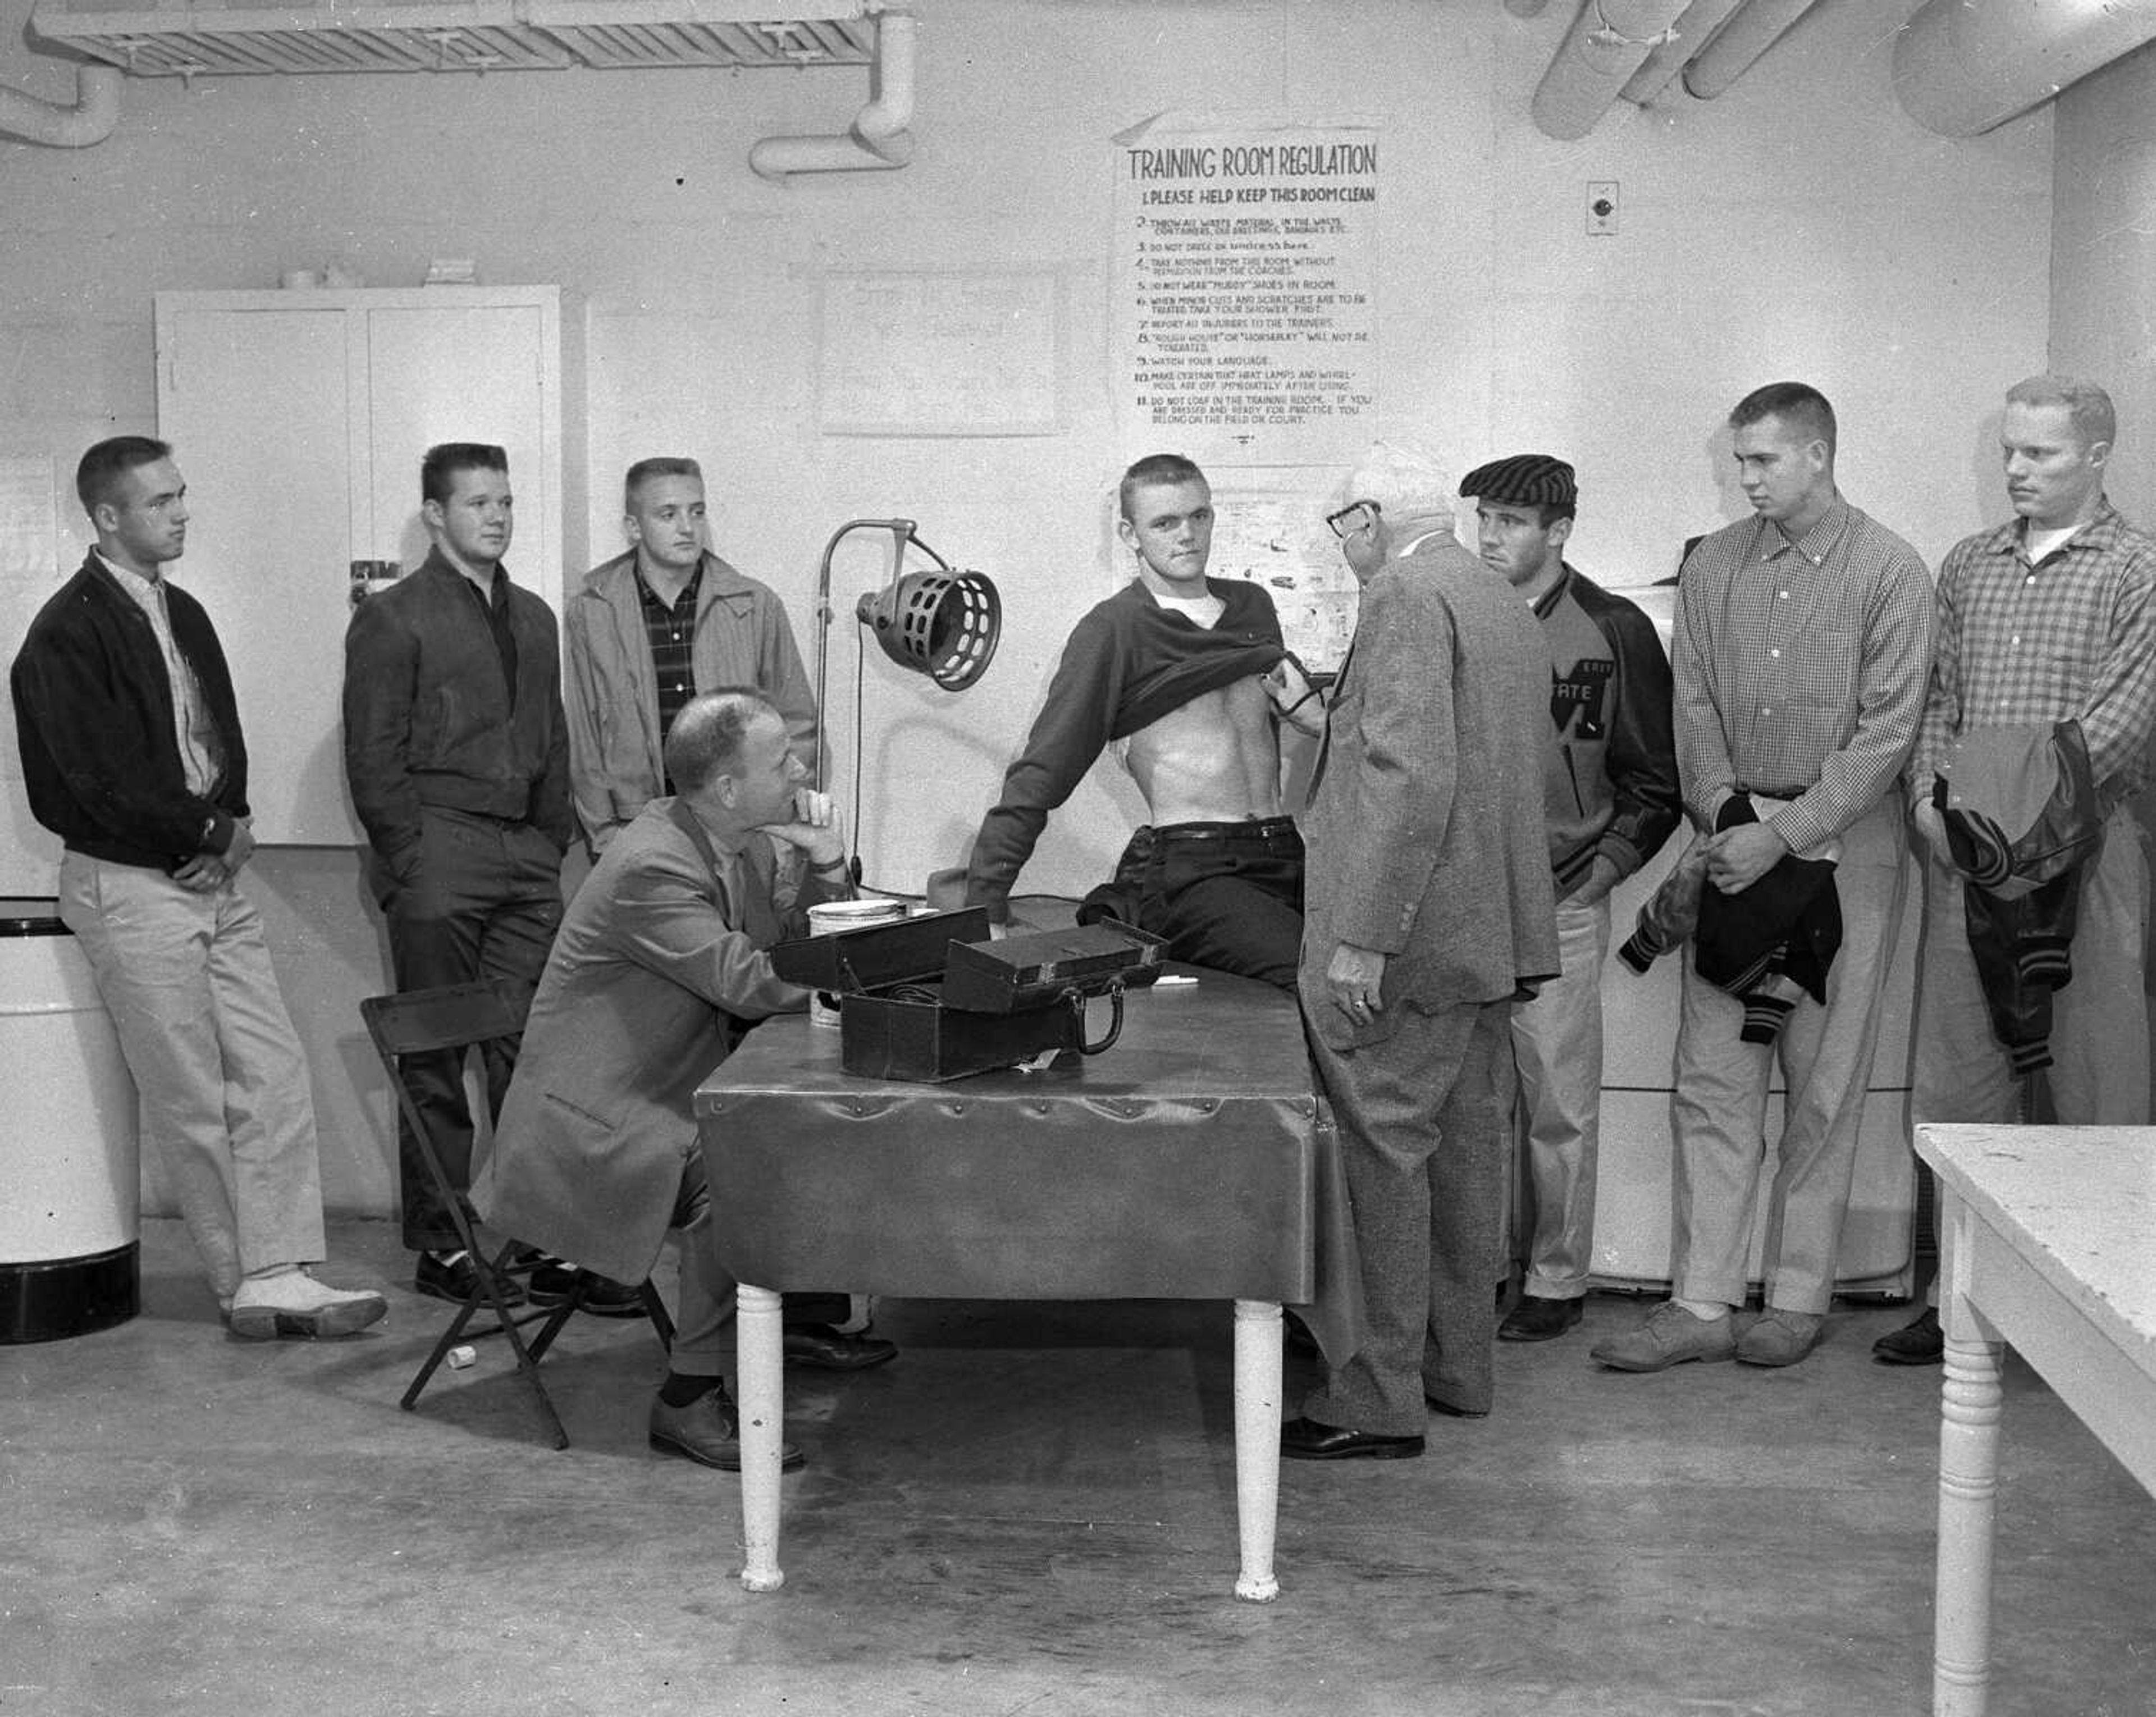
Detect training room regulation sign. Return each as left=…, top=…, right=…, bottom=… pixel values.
left=1113, top=119, right=1380, bottom=469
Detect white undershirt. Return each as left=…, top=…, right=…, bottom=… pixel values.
left=1152, top=590, right=1225, bottom=629
left=2024, top=524, right=2077, bottom=565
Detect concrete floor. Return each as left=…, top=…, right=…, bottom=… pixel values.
left=4, top=1217, right=2153, bottom=1717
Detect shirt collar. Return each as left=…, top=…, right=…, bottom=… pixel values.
left=636, top=558, right=704, bottom=613
left=2002, top=498, right=2120, bottom=566
left=1755, top=497, right=1851, bottom=568
left=93, top=547, right=162, bottom=602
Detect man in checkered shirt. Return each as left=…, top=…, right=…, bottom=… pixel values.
left=1874, top=375, right=2156, bottom=1368
left=1592, top=382, right=1934, bottom=1375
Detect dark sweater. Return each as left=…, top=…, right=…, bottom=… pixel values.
left=1531, top=567, right=1680, bottom=893
left=965, top=578, right=1286, bottom=916
left=342, top=550, right=574, bottom=865
left=11, top=554, right=249, bottom=870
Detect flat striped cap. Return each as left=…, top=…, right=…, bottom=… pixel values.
left=1459, top=453, right=1577, bottom=509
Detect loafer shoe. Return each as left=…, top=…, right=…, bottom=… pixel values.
left=1590, top=1302, right=1735, bottom=1372
left=1737, top=1308, right=1825, bottom=1367
left=229, top=1268, right=388, bottom=1340
left=1872, top=1306, right=1943, bottom=1367
left=414, top=1250, right=523, bottom=1308
left=649, top=1386, right=803, bottom=1472
left=783, top=1323, right=898, bottom=1371
left=527, top=1263, right=646, bottom=1319
left=1499, top=1293, right=1585, bottom=1342
left=1280, top=1417, right=1424, bottom=1461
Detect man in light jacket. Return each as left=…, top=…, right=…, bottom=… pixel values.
left=566, top=457, right=817, bottom=858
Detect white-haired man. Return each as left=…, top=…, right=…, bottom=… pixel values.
left=1283, top=444, right=1558, bottom=1459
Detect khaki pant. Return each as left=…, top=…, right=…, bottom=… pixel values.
left=1670, top=800, right=1910, bottom=1316
left=1509, top=894, right=1611, bottom=1299
left=58, top=852, right=326, bottom=1298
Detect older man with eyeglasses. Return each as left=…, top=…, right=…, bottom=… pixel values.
left=1283, top=442, right=1559, bottom=1460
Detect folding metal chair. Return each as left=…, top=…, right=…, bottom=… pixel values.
left=360, top=979, right=674, bottom=1450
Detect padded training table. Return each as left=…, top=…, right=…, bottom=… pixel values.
left=695, top=966, right=1358, bottom=1602
left=1917, top=1123, right=2156, bottom=1715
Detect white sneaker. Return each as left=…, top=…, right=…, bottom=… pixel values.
left=229, top=1268, right=389, bottom=1340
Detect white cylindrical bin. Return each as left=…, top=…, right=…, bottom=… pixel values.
left=0, top=900, right=141, bottom=1342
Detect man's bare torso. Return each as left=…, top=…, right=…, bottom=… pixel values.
left=1120, top=675, right=1283, bottom=824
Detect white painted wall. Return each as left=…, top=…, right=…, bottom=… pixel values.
left=2052, top=34, right=2156, bottom=527
left=0, top=0, right=2053, bottom=1217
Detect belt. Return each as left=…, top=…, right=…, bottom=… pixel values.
left=1733, top=784, right=1806, bottom=800
left=1147, top=816, right=1299, bottom=842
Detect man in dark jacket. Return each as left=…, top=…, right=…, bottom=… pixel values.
left=12, top=436, right=385, bottom=1338
left=342, top=442, right=573, bottom=1303
left=1463, top=454, right=1680, bottom=1345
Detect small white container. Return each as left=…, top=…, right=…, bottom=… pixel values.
left=803, top=898, right=908, bottom=1028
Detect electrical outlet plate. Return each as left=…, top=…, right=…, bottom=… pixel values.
left=1587, top=180, right=1619, bottom=236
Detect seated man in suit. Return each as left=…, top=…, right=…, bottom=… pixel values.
left=475, top=688, right=892, bottom=1473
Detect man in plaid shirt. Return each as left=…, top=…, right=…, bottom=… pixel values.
left=1592, top=382, right=1934, bottom=1374
left=1875, top=375, right=2156, bottom=1368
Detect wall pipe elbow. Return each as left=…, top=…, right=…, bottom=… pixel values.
left=0, top=62, right=122, bottom=148
left=750, top=8, right=916, bottom=184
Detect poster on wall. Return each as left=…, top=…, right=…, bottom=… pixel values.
left=1112, top=119, right=1380, bottom=471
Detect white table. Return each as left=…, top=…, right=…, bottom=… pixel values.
left=1916, top=1124, right=2156, bottom=1716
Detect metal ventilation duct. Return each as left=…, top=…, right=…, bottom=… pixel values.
left=28, top=0, right=872, bottom=79
left=520, top=1, right=870, bottom=71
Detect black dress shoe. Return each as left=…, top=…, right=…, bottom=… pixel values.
left=1871, top=1306, right=1943, bottom=1366
left=1422, top=1394, right=1490, bottom=1419
left=414, top=1250, right=523, bottom=1307
left=1279, top=1416, right=1424, bottom=1461
left=1499, top=1293, right=1586, bottom=1342
left=527, top=1263, right=647, bottom=1318
left=783, top=1323, right=898, bottom=1371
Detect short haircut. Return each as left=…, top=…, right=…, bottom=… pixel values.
left=664, top=686, right=778, bottom=795
left=624, top=456, right=704, bottom=512
left=421, top=442, right=509, bottom=507
left=1341, top=440, right=1453, bottom=519
left=1729, top=383, right=1837, bottom=458
left=1118, top=453, right=1207, bottom=523
left=2007, top=374, right=2116, bottom=448
left=76, top=436, right=172, bottom=515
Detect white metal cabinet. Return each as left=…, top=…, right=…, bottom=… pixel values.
left=154, top=286, right=572, bottom=843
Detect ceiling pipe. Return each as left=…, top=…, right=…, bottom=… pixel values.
left=1619, top=0, right=1744, bottom=105
left=1680, top=0, right=1819, bottom=101
left=0, top=61, right=121, bottom=147
left=749, top=6, right=913, bottom=183
left=1532, top=0, right=1691, bottom=140
left=1894, top=0, right=2156, bottom=138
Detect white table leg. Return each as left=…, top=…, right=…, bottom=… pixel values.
left=1935, top=1209, right=2003, bottom=1715
left=736, top=1281, right=786, bottom=1593
left=1231, top=1298, right=1282, bottom=1602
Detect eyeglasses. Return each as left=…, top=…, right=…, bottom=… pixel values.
left=1327, top=499, right=1381, bottom=540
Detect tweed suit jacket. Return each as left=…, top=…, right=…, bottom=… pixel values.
left=1299, top=541, right=1559, bottom=1050
left=473, top=797, right=848, bottom=1284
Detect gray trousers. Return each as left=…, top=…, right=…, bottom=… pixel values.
left=1302, top=999, right=1513, bottom=1435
